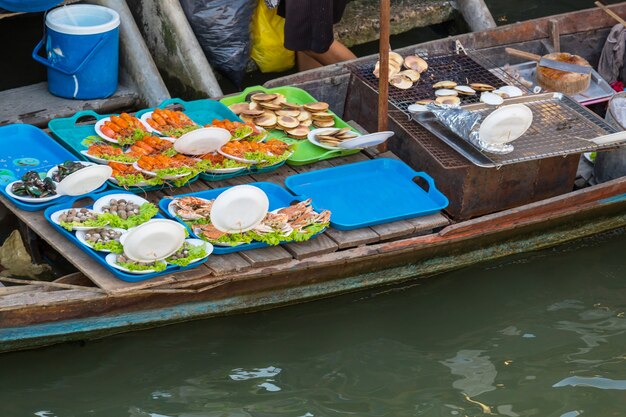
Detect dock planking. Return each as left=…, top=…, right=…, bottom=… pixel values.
left=284, top=233, right=339, bottom=260
left=239, top=246, right=294, bottom=267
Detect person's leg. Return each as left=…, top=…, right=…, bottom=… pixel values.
left=302, top=39, right=357, bottom=66
left=297, top=51, right=324, bottom=71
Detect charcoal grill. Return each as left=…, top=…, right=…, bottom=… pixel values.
left=348, top=51, right=528, bottom=113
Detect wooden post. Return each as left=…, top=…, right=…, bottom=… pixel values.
left=457, top=0, right=496, bottom=32
left=548, top=20, right=560, bottom=52
left=377, top=0, right=390, bottom=150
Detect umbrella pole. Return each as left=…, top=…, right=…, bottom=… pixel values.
left=377, top=0, right=391, bottom=151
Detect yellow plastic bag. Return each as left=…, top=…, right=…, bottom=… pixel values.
left=250, top=0, right=295, bottom=73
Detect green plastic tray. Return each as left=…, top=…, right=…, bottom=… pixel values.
left=220, top=85, right=359, bottom=166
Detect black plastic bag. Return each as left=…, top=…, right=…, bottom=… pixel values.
left=180, top=0, right=255, bottom=88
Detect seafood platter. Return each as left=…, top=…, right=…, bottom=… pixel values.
left=220, top=86, right=381, bottom=165
left=44, top=191, right=213, bottom=282
left=0, top=124, right=110, bottom=211
left=48, top=98, right=300, bottom=190
left=160, top=182, right=331, bottom=255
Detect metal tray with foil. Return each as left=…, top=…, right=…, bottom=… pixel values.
left=412, top=93, right=621, bottom=168
left=500, top=61, right=615, bottom=105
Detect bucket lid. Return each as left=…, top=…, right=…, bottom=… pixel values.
left=0, top=0, right=62, bottom=12
left=46, top=4, right=120, bottom=35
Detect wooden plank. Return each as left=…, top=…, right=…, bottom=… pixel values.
left=284, top=234, right=339, bottom=260
left=406, top=213, right=450, bottom=235
left=288, top=159, right=334, bottom=174
left=205, top=253, right=252, bottom=276
left=239, top=246, right=294, bottom=268
left=325, top=151, right=370, bottom=167
left=250, top=164, right=299, bottom=185
left=371, top=220, right=415, bottom=241
left=325, top=227, right=380, bottom=249
left=0, top=82, right=140, bottom=128
left=0, top=289, right=101, bottom=310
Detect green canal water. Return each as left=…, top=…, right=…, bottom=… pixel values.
left=2, top=230, right=626, bottom=416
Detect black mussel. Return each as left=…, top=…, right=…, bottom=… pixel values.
left=11, top=170, right=57, bottom=198
left=52, top=161, right=85, bottom=182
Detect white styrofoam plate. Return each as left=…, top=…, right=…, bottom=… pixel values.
left=5, top=180, right=62, bottom=203
left=119, top=219, right=186, bottom=261
left=132, top=162, right=191, bottom=180
left=478, top=104, right=533, bottom=145
left=105, top=253, right=167, bottom=275
left=338, top=131, right=394, bottom=150
left=50, top=208, right=108, bottom=231
left=75, top=227, right=126, bottom=253
left=209, top=185, right=269, bottom=233
left=80, top=150, right=135, bottom=165
left=94, top=117, right=120, bottom=144
left=174, top=127, right=231, bottom=155
left=139, top=111, right=164, bottom=135
left=92, top=193, right=149, bottom=215
left=56, top=164, right=112, bottom=196
left=307, top=128, right=345, bottom=151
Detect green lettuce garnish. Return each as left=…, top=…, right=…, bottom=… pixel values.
left=60, top=216, right=109, bottom=231
left=113, top=174, right=163, bottom=188
left=92, top=240, right=124, bottom=254
left=118, top=260, right=167, bottom=272
left=102, top=203, right=158, bottom=229
left=162, top=125, right=200, bottom=138
left=290, top=222, right=329, bottom=242
left=96, top=153, right=139, bottom=163
left=248, top=230, right=291, bottom=246
left=206, top=231, right=254, bottom=246
left=162, top=147, right=178, bottom=157
left=117, top=128, right=149, bottom=146
left=232, top=125, right=253, bottom=140
left=166, top=243, right=207, bottom=267
left=202, top=158, right=248, bottom=171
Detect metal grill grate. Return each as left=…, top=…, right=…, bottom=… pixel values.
left=413, top=93, right=621, bottom=168
left=389, top=110, right=470, bottom=169
left=348, top=51, right=529, bottom=113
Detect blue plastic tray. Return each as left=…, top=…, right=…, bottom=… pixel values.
left=44, top=190, right=208, bottom=282
left=160, top=182, right=305, bottom=255
left=0, top=124, right=107, bottom=212
left=285, top=158, right=449, bottom=230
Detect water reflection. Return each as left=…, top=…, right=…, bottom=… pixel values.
left=1, top=232, right=626, bottom=416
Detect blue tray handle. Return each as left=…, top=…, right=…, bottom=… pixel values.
left=412, top=171, right=437, bottom=194
left=68, top=110, right=106, bottom=125
left=157, top=98, right=190, bottom=110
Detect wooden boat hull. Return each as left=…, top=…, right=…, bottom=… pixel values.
left=2, top=179, right=626, bottom=352
left=3, top=4, right=626, bottom=352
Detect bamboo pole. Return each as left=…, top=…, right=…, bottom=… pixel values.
left=377, top=0, right=391, bottom=150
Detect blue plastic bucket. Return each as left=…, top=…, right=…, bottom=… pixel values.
left=32, top=5, right=120, bottom=100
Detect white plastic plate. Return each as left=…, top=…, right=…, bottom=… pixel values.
left=80, top=150, right=135, bottom=165
left=132, top=162, right=191, bottom=180
left=50, top=208, right=108, bottom=231
left=166, top=238, right=214, bottom=265
left=46, top=161, right=94, bottom=179
left=92, top=193, right=149, bottom=215
left=478, top=104, right=533, bottom=145
left=56, top=164, right=112, bottom=196
left=210, top=185, right=269, bottom=233
left=205, top=166, right=248, bottom=174
left=338, top=131, right=394, bottom=150
left=94, top=117, right=120, bottom=144
left=174, top=127, right=231, bottom=155
left=307, top=128, right=346, bottom=151
left=119, top=219, right=186, bottom=261
left=5, top=180, right=62, bottom=203
left=75, top=227, right=126, bottom=253
left=139, top=111, right=163, bottom=135
left=217, top=149, right=266, bottom=164
left=105, top=253, right=167, bottom=275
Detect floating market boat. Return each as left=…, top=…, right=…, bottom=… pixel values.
left=2, top=5, right=626, bottom=353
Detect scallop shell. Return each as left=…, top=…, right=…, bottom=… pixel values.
left=433, top=80, right=457, bottom=89
left=404, top=55, right=429, bottom=73
left=407, top=104, right=431, bottom=113
left=389, top=51, right=404, bottom=66
left=399, top=69, right=420, bottom=83
left=304, top=102, right=329, bottom=113
left=251, top=93, right=277, bottom=102
left=455, top=85, right=476, bottom=95
left=435, top=89, right=459, bottom=97
left=255, top=113, right=278, bottom=127
left=228, top=103, right=250, bottom=115
left=277, top=115, right=299, bottom=129
left=415, top=99, right=434, bottom=105
left=435, top=96, right=461, bottom=106
left=480, top=92, right=504, bottom=106
left=390, top=74, right=413, bottom=90
left=470, top=83, right=496, bottom=92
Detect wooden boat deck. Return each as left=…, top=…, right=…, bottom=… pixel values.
left=0, top=143, right=449, bottom=295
